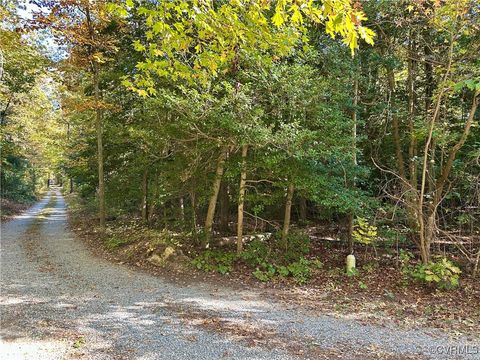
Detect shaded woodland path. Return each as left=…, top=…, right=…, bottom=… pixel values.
left=0, top=189, right=477, bottom=359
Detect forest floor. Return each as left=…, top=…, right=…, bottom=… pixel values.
left=2, top=189, right=479, bottom=359
left=0, top=198, right=35, bottom=222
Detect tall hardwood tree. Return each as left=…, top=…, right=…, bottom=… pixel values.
left=32, top=0, right=120, bottom=231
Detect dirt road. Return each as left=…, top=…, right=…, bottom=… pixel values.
left=1, top=189, right=477, bottom=359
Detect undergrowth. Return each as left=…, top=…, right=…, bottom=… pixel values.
left=192, top=231, right=323, bottom=284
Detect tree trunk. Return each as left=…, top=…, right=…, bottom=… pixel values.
left=347, top=214, right=354, bottom=254
left=93, top=66, right=106, bottom=232
left=67, top=122, right=74, bottom=194
left=236, top=145, right=248, bottom=254
left=179, top=197, right=185, bottom=223
left=347, top=77, right=359, bottom=254
left=282, top=183, right=295, bottom=251
left=420, top=92, right=479, bottom=261
left=141, top=168, right=148, bottom=222
left=148, top=171, right=159, bottom=225
left=387, top=68, right=406, bottom=179
left=417, top=35, right=454, bottom=264
left=473, top=250, right=480, bottom=277
left=406, top=32, right=419, bottom=240
left=219, top=181, right=229, bottom=232
left=190, top=190, right=197, bottom=234
left=204, top=147, right=228, bottom=245
left=407, top=34, right=418, bottom=189
left=299, top=197, right=307, bottom=223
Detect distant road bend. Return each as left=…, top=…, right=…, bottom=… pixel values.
left=0, top=189, right=477, bottom=359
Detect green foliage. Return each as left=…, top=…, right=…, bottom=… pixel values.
left=252, top=264, right=277, bottom=282
left=72, top=336, right=86, bottom=349
left=358, top=281, right=368, bottom=290
left=361, top=262, right=378, bottom=274
left=241, top=232, right=311, bottom=267
left=240, top=239, right=270, bottom=267
left=1, top=155, right=38, bottom=202
left=251, top=257, right=316, bottom=284
left=118, top=0, right=374, bottom=92
left=346, top=267, right=359, bottom=277
left=282, top=232, right=311, bottom=263
left=286, top=257, right=312, bottom=284
left=189, top=231, right=321, bottom=283
left=352, top=217, right=377, bottom=245
left=192, top=250, right=237, bottom=274
left=239, top=233, right=320, bottom=284
left=399, top=251, right=461, bottom=290
left=412, top=258, right=462, bottom=290
left=399, top=250, right=415, bottom=285
left=1, top=22, right=60, bottom=202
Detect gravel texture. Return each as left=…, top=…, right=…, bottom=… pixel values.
left=1, top=189, right=478, bottom=359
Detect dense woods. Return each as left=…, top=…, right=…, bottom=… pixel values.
left=2, top=0, right=479, bottom=291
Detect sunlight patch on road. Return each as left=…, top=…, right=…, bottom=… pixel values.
left=181, top=297, right=272, bottom=313
left=0, top=339, right=68, bottom=360
left=0, top=294, right=50, bottom=306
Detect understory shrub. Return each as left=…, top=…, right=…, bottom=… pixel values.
left=193, top=231, right=322, bottom=284
left=399, top=250, right=461, bottom=290
left=412, top=258, right=461, bottom=290
left=283, top=232, right=311, bottom=263
left=240, top=239, right=270, bottom=267
left=243, top=232, right=321, bottom=284
left=192, top=250, right=236, bottom=274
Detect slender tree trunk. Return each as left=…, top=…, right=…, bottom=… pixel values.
left=190, top=190, right=197, bottom=234
left=299, top=197, right=307, bottom=223
left=473, top=249, right=480, bottom=277
left=425, top=39, right=436, bottom=197
left=424, top=43, right=434, bottom=117
left=148, top=171, right=159, bottom=225
left=85, top=4, right=105, bottom=232
left=434, top=93, right=478, bottom=198
left=204, top=147, right=228, bottom=245
left=407, top=43, right=418, bottom=189
left=347, top=78, right=359, bottom=254
left=390, top=58, right=418, bottom=243
left=141, top=168, right=148, bottom=222
left=421, top=93, right=479, bottom=259
left=94, top=66, right=106, bottom=232
left=236, top=145, right=248, bottom=254
left=179, top=197, right=185, bottom=223
left=406, top=33, right=418, bottom=234
left=417, top=34, right=455, bottom=264
left=282, top=183, right=295, bottom=251
left=387, top=68, right=406, bottom=179
left=67, top=122, right=74, bottom=194
left=219, top=182, right=229, bottom=232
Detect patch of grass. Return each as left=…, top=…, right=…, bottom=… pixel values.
left=105, top=236, right=130, bottom=250
left=72, top=336, right=86, bottom=349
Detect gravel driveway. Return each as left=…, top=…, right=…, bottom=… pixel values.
left=1, top=189, right=478, bottom=359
